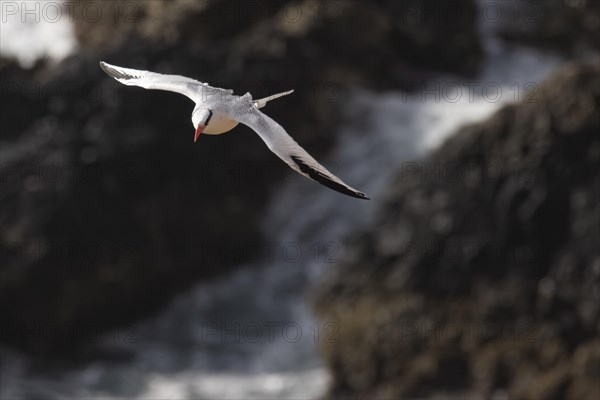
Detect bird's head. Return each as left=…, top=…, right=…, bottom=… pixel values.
left=191, top=108, right=212, bottom=142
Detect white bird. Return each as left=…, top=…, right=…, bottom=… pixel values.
left=100, top=61, right=369, bottom=200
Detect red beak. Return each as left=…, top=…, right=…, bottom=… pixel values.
left=194, top=124, right=205, bottom=142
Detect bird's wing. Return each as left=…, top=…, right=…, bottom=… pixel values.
left=99, top=61, right=231, bottom=103
left=235, top=107, right=369, bottom=200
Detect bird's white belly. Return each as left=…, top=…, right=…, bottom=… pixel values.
left=203, top=114, right=239, bottom=135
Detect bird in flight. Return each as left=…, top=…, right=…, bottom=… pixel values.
left=99, top=62, right=369, bottom=200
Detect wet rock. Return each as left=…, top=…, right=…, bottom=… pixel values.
left=313, top=63, right=600, bottom=399
left=71, top=0, right=484, bottom=86
left=0, top=1, right=484, bottom=354
left=496, top=0, right=600, bottom=55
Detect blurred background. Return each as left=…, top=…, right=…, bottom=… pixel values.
left=0, top=1, right=598, bottom=399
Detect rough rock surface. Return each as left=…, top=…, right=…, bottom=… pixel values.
left=313, top=63, right=600, bottom=399
left=0, top=0, right=483, bottom=354
left=497, top=0, right=600, bottom=55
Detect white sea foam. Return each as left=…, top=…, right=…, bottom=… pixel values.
left=0, top=1, right=77, bottom=67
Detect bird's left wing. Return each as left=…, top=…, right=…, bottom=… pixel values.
left=99, top=61, right=230, bottom=103
left=235, top=106, right=369, bottom=200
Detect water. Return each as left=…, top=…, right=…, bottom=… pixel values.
left=0, top=2, right=564, bottom=399
left=0, top=2, right=76, bottom=68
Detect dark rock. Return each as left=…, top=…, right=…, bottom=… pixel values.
left=496, top=0, right=600, bottom=55
left=313, top=63, right=600, bottom=399
left=0, top=1, right=484, bottom=354
left=71, top=0, right=484, bottom=86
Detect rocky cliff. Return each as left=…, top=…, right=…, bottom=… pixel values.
left=0, top=0, right=483, bottom=354
left=313, top=62, right=599, bottom=400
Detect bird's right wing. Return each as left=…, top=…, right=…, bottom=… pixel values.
left=99, top=61, right=231, bottom=103
left=236, top=107, right=369, bottom=200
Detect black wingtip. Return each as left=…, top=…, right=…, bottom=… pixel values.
left=99, top=61, right=110, bottom=74
left=99, top=61, right=131, bottom=80
left=353, top=192, right=370, bottom=200
left=99, top=61, right=116, bottom=77
left=291, top=156, right=370, bottom=200
left=348, top=189, right=370, bottom=200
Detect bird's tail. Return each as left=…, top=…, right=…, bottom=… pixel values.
left=254, top=90, right=294, bottom=109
